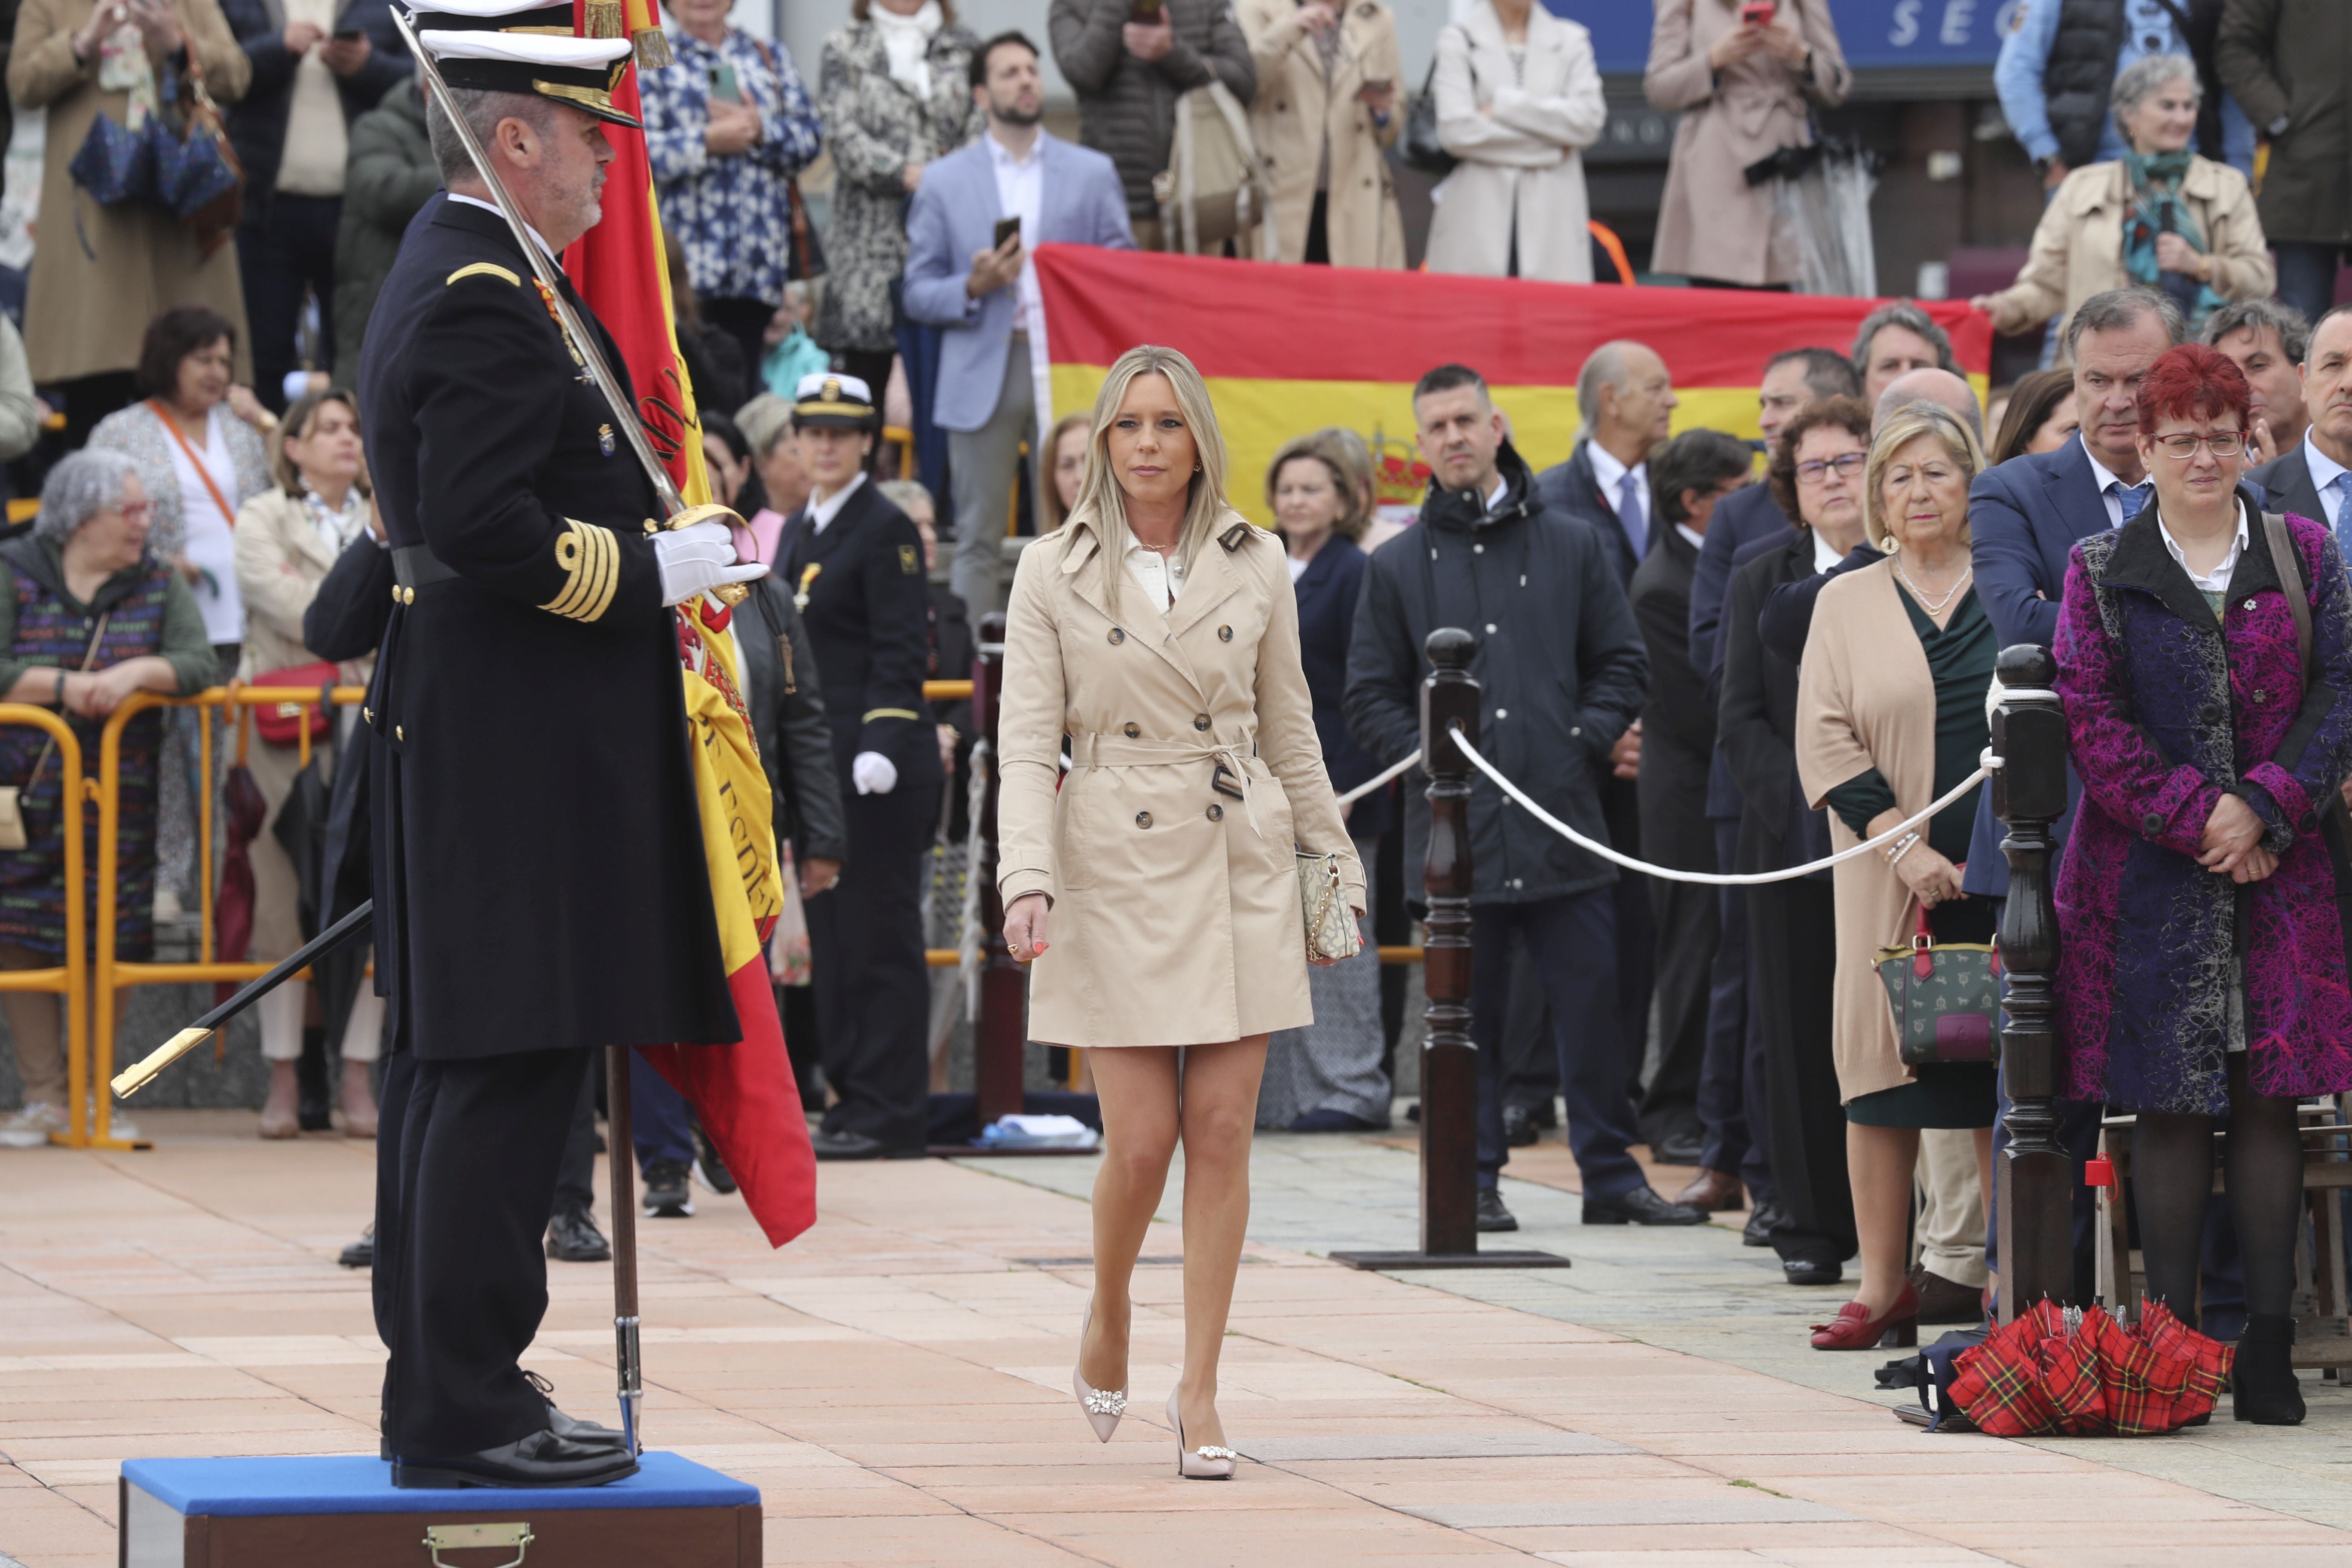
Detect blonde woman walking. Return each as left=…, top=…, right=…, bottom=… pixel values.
left=998, top=346, right=1363, bottom=1477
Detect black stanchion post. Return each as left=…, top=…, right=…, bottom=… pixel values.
left=971, top=612, right=1024, bottom=1129
left=1992, top=644, right=2072, bottom=1322
left=1334, top=629, right=1567, bottom=1270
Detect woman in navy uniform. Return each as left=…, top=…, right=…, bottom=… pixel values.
left=355, top=6, right=763, bottom=1489
left=778, top=373, right=944, bottom=1159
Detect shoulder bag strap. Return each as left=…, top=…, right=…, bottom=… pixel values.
left=149, top=401, right=239, bottom=530
left=23, top=611, right=113, bottom=796
left=2261, top=509, right=2313, bottom=683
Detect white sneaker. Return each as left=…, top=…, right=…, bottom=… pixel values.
left=96, top=1102, right=138, bottom=1142
left=0, top=1101, right=66, bottom=1148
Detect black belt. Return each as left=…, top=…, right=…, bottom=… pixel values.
left=392, top=545, right=459, bottom=592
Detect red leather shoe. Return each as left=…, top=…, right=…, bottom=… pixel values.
left=1809, top=1282, right=1920, bottom=1351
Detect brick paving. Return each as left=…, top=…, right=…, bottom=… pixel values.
left=1, top=1111, right=2346, bottom=1566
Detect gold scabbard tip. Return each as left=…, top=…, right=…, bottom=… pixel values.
left=712, top=582, right=751, bottom=606
left=110, top=1026, right=215, bottom=1099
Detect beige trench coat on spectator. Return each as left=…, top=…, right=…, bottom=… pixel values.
left=1792, top=558, right=1934, bottom=1104
left=9, top=0, right=253, bottom=385
left=1424, top=1, right=1604, bottom=283
left=1238, top=0, right=1403, bottom=268
left=996, top=505, right=1363, bottom=1048
left=1976, top=156, right=2275, bottom=340
left=232, top=490, right=374, bottom=962
left=1645, top=0, right=1850, bottom=287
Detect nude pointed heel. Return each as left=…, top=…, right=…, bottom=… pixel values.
left=1072, top=1304, right=1126, bottom=1442
left=1166, top=1389, right=1235, bottom=1479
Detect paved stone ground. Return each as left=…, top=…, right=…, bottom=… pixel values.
left=2, top=1111, right=2346, bottom=1567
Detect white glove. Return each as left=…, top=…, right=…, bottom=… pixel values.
left=654, top=519, right=768, bottom=606
left=852, top=750, right=898, bottom=796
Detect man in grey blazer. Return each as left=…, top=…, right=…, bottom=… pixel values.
left=903, top=30, right=1133, bottom=621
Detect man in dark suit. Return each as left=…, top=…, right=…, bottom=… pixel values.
left=2247, top=303, right=2352, bottom=536
left=778, top=374, right=945, bottom=1161
left=359, top=21, right=765, bottom=1488
left=1535, top=341, right=1678, bottom=1146
left=1628, top=430, right=1754, bottom=1212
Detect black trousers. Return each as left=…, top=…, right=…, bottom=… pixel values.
left=376, top=1043, right=590, bottom=1457
left=1696, top=817, right=1773, bottom=1201
left=239, top=193, right=340, bottom=413
left=551, top=1051, right=600, bottom=1217
left=1638, top=870, right=1714, bottom=1148
left=1601, top=776, right=1655, bottom=1107
left=807, top=779, right=940, bottom=1151
left=1749, top=877, right=1856, bottom=1263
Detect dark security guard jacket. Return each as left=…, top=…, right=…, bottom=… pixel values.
left=358, top=194, right=736, bottom=1060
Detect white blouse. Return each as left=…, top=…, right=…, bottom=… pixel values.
left=1123, top=542, right=1186, bottom=613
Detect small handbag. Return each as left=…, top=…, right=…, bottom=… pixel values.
left=251, top=660, right=339, bottom=747
left=67, top=111, right=157, bottom=206
left=1398, top=27, right=1461, bottom=179
left=0, top=614, right=113, bottom=852
left=151, top=58, right=244, bottom=252
left=1874, top=899, right=2000, bottom=1065
left=1296, top=851, right=1363, bottom=963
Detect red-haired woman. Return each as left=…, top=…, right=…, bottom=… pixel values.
left=2052, top=342, right=2352, bottom=1425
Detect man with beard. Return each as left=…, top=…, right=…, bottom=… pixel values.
left=904, top=29, right=1133, bottom=622
left=357, top=4, right=764, bottom=1488
left=1345, top=363, right=1704, bottom=1234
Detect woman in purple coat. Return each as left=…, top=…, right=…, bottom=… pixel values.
left=2053, top=343, right=2352, bottom=1427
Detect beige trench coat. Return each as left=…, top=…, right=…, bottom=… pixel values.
left=997, top=505, right=1364, bottom=1048
left=1424, top=1, right=1604, bottom=283
left=1645, top=0, right=1850, bottom=287
left=9, top=0, right=253, bottom=386
left=231, top=489, right=374, bottom=962
left=1978, top=156, right=2275, bottom=340
left=1792, top=558, right=1935, bottom=1104
left=1237, top=0, right=1403, bottom=269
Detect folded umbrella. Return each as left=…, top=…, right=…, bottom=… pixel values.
left=1949, top=1299, right=2233, bottom=1437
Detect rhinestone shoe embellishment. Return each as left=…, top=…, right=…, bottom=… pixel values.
left=1084, top=1387, right=1127, bottom=1416
left=1194, top=1445, right=1237, bottom=1461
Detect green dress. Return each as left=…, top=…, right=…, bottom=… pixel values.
left=1824, top=583, right=1999, bottom=1130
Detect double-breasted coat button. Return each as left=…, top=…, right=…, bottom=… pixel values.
left=1207, top=804, right=1223, bottom=821
left=2143, top=811, right=2165, bottom=833
left=1218, top=625, right=1233, bottom=642
left=1135, top=811, right=1153, bottom=828
left=1193, top=714, right=1211, bottom=731
left=1122, top=721, right=1140, bottom=738
left=1109, top=628, right=1126, bottom=645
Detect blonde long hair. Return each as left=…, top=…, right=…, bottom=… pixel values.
left=1068, top=345, right=1231, bottom=621
left=1863, top=402, right=1984, bottom=552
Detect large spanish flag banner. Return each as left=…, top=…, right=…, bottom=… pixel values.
left=565, top=0, right=815, bottom=1249
left=1032, top=246, right=1993, bottom=527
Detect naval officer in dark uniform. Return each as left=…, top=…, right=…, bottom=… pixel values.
left=779, top=374, right=943, bottom=1160
left=357, top=5, right=764, bottom=1489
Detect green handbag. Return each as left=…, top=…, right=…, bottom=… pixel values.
left=1874, top=902, right=2000, bottom=1066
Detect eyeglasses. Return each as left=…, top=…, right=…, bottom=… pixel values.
left=1795, top=452, right=1866, bottom=484
left=116, top=502, right=153, bottom=521
left=2150, top=431, right=2244, bottom=459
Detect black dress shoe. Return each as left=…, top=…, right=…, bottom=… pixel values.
left=393, top=1428, right=639, bottom=1489
left=811, top=1128, right=891, bottom=1161
left=1647, top=1128, right=1705, bottom=1167
left=545, top=1206, right=612, bottom=1263
left=692, top=1121, right=738, bottom=1195
left=1742, top=1200, right=1786, bottom=1248
left=1908, top=1263, right=1984, bottom=1324
left=1583, top=1185, right=1706, bottom=1225
left=1501, top=1103, right=1540, bottom=1148
left=524, top=1371, right=626, bottom=1449
left=641, top=1158, right=695, bottom=1217
left=338, top=1225, right=374, bottom=1269
left=1782, top=1256, right=1842, bottom=1286
left=1475, top=1188, right=1518, bottom=1232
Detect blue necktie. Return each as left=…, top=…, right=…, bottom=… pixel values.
left=2332, top=473, right=2352, bottom=562
left=1617, top=472, right=1648, bottom=558
left=2113, top=481, right=2151, bottom=525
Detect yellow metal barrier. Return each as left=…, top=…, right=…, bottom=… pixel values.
left=0, top=706, right=91, bottom=1145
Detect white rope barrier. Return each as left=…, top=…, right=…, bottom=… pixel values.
left=1452, top=732, right=1996, bottom=887
left=1334, top=748, right=1423, bottom=807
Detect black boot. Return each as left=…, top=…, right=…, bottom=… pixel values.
left=296, top=1026, right=334, bottom=1131
left=2232, top=1314, right=2305, bottom=1425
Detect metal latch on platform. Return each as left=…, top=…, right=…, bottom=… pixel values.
left=422, top=1521, right=533, bottom=1568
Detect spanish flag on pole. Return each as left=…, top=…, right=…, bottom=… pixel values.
left=565, top=0, right=815, bottom=1249
left=1032, top=246, right=1994, bottom=527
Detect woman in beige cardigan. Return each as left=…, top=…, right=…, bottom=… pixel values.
left=232, top=389, right=380, bottom=1137
left=998, top=345, right=1361, bottom=1476
left=1237, top=0, right=1403, bottom=267
left=1970, top=55, right=2272, bottom=343
left=1795, top=403, right=1996, bottom=1354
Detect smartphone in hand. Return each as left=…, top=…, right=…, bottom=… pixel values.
left=1739, top=0, right=1776, bottom=24
left=706, top=61, right=742, bottom=103
left=993, top=215, right=1022, bottom=250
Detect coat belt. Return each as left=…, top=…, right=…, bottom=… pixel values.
left=1066, top=731, right=1263, bottom=837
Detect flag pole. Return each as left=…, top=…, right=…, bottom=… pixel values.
left=606, top=1043, right=643, bottom=1453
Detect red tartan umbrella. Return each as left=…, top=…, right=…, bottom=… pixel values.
left=1949, top=1300, right=2232, bottom=1437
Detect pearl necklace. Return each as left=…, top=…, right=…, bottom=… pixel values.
left=1894, top=555, right=1971, bottom=614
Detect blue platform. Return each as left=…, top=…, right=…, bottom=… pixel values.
left=121, top=1452, right=759, bottom=1516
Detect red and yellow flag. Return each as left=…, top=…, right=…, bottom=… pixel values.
left=566, top=0, right=813, bottom=1248
left=1032, top=246, right=1994, bottom=527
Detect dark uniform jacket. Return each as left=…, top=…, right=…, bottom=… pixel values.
left=1343, top=442, right=1648, bottom=906
left=357, top=196, right=735, bottom=1060
left=1629, top=524, right=1712, bottom=875
left=777, top=476, right=943, bottom=795
left=1719, top=531, right=1833, bottom=878
left=731, top=574, right=850, bottom=866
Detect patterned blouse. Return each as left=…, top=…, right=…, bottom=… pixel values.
left=640, top=26, right=825, bottom=307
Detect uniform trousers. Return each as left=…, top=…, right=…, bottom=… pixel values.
left=1749, top=877, right=1856, bottom=1265
left=945, top=333, right=1035, bottom=622
left=807, top=778, right=941, bottom=1152
left=551, top=1052, right=600, bottom=1219
left=1695, top=817, right=1774, bottom=1203
left=1472, top=890, right=1644, bottom=1199
left=375, top=1042, right=588, bottom=1458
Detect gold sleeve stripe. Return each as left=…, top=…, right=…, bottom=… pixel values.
left=862, top=707, right=922, bottom=723
left=541, top=520, right=621, bottom=622
left=446, top=262, right=522, bottom=287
